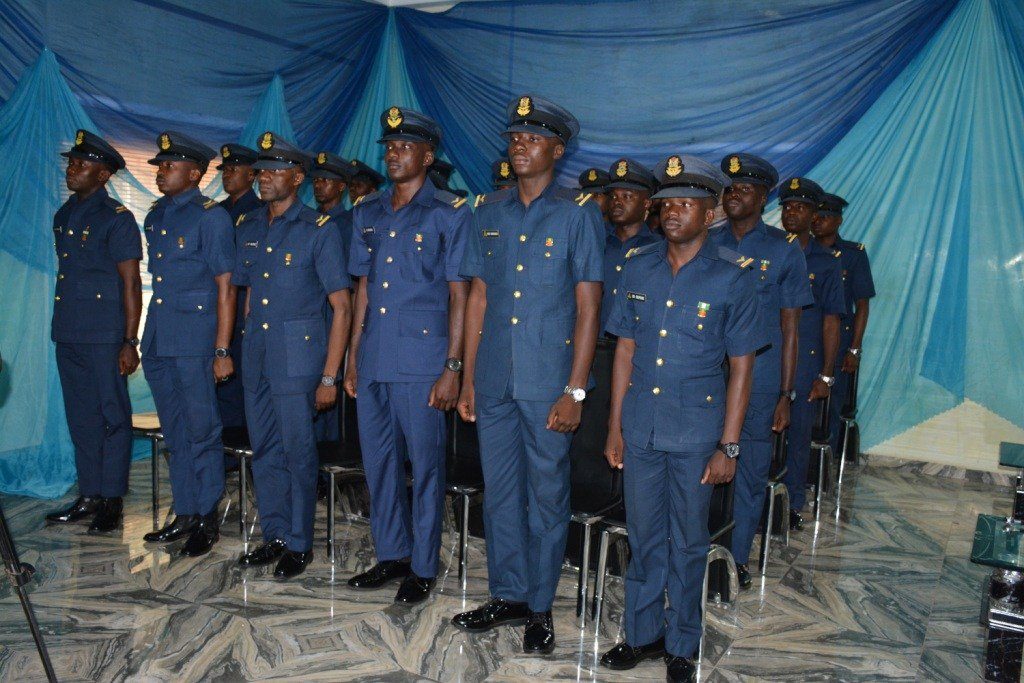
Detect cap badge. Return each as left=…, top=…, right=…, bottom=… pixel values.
left=317, top=152, right=327, bottom=165
left=516, top=96, right=532, bottom=117
left=260, top=132, right=274, bottom=150
left=728, top=156, right=741, bottom=174
left=666, top=156, right=682, bottom=178
left=159, top=134, right=171, bottom=151
left=75, top=131, right=84, bottom=146
left=221, top=146, right=230, bottom=158
left=616, top=160, right=628, bottom=178
left=587, top=169, right=598, bottom=182
left=790, top=178, right=800, bottom=190
left=499, top=161, right=511, bottom=178
left=386, top=107, right=403, bottom=129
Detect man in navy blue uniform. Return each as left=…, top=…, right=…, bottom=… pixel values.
left=778, top=178, right=845, bottom=530
left=599, top=155, right=762, bottom=683
left=579, top=165, right=611, bottom=221
left=452, top=95, right=604, bottom=654
left=347, top=159, right=386, bottom=207
left=427, top=157, right=468, bottom=198
left=343, top=107, right=471, bottom=603
left=709, top=154, right=812, bottom=587
left=140, top=132, right=236, bottom=557
left=46, top=130, right=142, bottom=534
left=310, top=151, right=354, bottom=443
left=234, top=132, right=351, bottom=579
left=601, top=157, right=660, bottom=333
left=814, top=193, right=875, bottom=457
left=216, top=143, right=261, bottom=435
left=492, top=157, right=517, bottom=190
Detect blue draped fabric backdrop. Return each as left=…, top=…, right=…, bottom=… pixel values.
left=0, top=0, right=1020, bottom=496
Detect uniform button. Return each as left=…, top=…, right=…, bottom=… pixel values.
left=810, top=349, right=816, bottom=355
left=516, top=264, right=524, bottom=272
left=262, top=322, right=269, bottom=330
left=544, top=251, right=551, bottom=258
left=615, top=265, right=622, bottom=272
left=659, top=329, right=667, bottom=337
left=156, top=298, right=163, bottom=304
left=197, top=304, right=203, bottom=310
left=266, top=247, right=273, bottom=253
left=422, top=329, right=429, bottom=335
left=368, top=247, right=373, bottom=253
left=261, top=298, right=268, bottom=305
left=263, top=272, right=270, bottom=279
left=96, top=293, right=102, bottom=299
left=565, top=339, right=571, bottom=345
left=382, top=282, right=389, bottom=289
left=519, top=234, right=527, bottom=242
left=54, top=295, right=61, bottom=301
left=389, top=231, right=396, bottom=238
left=57, top=274, right=64, bottom=280
left=612, top=288, right=617, bottom=295
left=156, top=276, right=162, bottom=282
left=656, top=358, right=664, bottom=366
left=511, top=317, right=519, bottom=325
left=304, top=335, right=310, bottom=341
left=697, top=324, right=703, bottom=331
left=386, top=256, right=393, bottom=264
left=706, top=395, right=713, bottom=403
left=513, top=290, right=521, bottom=298
left=62, top=252, right=68, bottom=258
left=160, top=229, right=166, bottom=236
left=652, top=387, right=661, bottom=395
left=666, top=300, right=674, bottom=307
left=379, top=307, right=386, bottom=315
left=156, top=253, right=162, bottom=259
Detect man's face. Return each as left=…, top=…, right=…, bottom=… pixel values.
left=781, top=200, right=815, bottom=233
left=813, top=213, right=842, bottom=239
left=65, top=156, right=110, bottom=193
left=608, top=187, right=651, bottom=227
left=660, top=196, right=715, bottom=244
left=507, top=132, right=563, bottom=179
left=155, top=160, right=201, bottom=196
left=384, top=140, right=433, bottom=184
left=722, top=181, right=766, bottom=221
left=257, top=166, right=303, bottom=203
left=221, top=164, right=255, bottom=196
left=313, top=177, right=346, bottom=206
left=348, top=178, right=376, bottom=203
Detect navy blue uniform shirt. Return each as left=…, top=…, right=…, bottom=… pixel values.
left=233, top=201, right=350, bottom=393
left=602, top=222, right=661, bottom=332
left=349, top=181, right=471, bottom=382
left=52, top=188, right=142, bottom=344
left=460, top=183, right=604, bottom=402
left=142, top=188, right=234, bottom=357
left=798, top=237, right=846, bottom=372
left=833, top=237, right=876, bottom=344
left=708, top=221, right=812, bottom=394
left=606, top=238, right=764, bottom=451
left=323, top=203, right=354, bottom=274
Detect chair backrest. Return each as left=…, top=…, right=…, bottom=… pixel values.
left=811, top=394, right=831, bottom=443
left=340, top=392, right=361, bottom=455
left=708, top=478, right=735, bottom=538
left=448, top=410, right=484, bottom=486
left=841, top=367, right=859, bottom=418
left=569, top=338, right=622, bottom=515
left=769, top=429, right=788, bottom=480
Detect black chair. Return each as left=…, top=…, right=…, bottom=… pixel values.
left=838, top=367, right=860, bottom=472
left=809, top=395, right=834, bottom=520
left=319, top=392, right=366, bottom=564
left=566, top=339, right=622, bottom=624
left=757, top=429, right=790, bottom=576
left=445, top=412, right=485, bottom=591
left=131, top=412, right=164, bottom=527
left=221, top=425, right=255, bottom=544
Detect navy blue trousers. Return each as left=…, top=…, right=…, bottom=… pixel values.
left=476, top=393, right=574, bottom=612
left=730, top=391, right=775, bottom=565
left=783, top=369, right=821, bottom=512
left=357, top=380, right=445, bottom=578
left=55, top=342, right=132, bottom=498
left=623, top=440, right=714, bottom=659
left=142, top=353, right=225, bottom=515
left=215, top=320, right=246, bottom=430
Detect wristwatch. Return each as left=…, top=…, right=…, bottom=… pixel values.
left=818, top=374, right=836, bottom=387
left=124, top=337, right=140, bottom=347
left=563, top=385, right=587, bottom=403
left=779, top=388, right=796, bottom=402
left=717, top=442, right=740, bottom=459
left=848, top=347, right=861, bottom=356
left=445, top=358, right=464, bottom=373
left=320, top=375, right=337, bottom=387
left=214, top=347, right=230, bottom=359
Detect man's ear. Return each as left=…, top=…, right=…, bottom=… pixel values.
left=424, top=148, right=436, bottom=167
left=552, top=141, right=566, bottom=161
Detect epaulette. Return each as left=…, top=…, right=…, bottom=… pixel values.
left=297, top=205, right=322, bottom=224
left=786, top=232, right=798, bottom=243
left=574, top=191, right=593, bottom=206
left=193, top=195, right=217, bottom=210
left=235, top=213, right=246, bottom=227
left=103, top=196, right=128, bottom=214
left=552, top=185, right=592, bottom=206
left=315, top=214, right=331, bottom=228
left=857, top=243, right=865, bottom=251
left=353, top=191, right=380, bottom=207
left=629, top=243, right=661, bottom=259
left=149, top=200, right=159, bottom=211
left=718, top=245, right=754, bottom=269
left=433, top=188, right=468, bottom=210
left=833, top=250, right=842, bottom=258
left=474, top=188, right=511, bottom=208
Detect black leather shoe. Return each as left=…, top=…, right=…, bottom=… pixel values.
left=737, top=564, right=752, bottom=589
left=347, top=560, right=411, bottom=590
left=238, top=539, right=288, bottom=567
left=789, top=509, right=805, bottom=531
left=523, top=610, right=555, bottom=654
left=452, top=597, right=530, bottom=632
left=87, top=498, right=122, bottom=534
left=180, top=512, right=219, bottom=557
left=600, top=637, right=666, bottom=670
left=666, top=655, right=697, bottom=682
left=46, top=496, right=101, bottom=523
left=274, top=550, right=312, bottom=579
left=394, top=575, right=435, bottom=604
left=143, top=515, right=197, bottom=543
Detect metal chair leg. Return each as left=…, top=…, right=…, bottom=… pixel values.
left=759, top=483, right=775, bottom=576
left=592, top=528, right=612, bottom=623
left=239, top=459, right=249, bottom=546
left=813, top=445, right=832, bottom=520
left=328, top=471, right=337, bottom=564
left=779, top=484, right=791, bottom=546
left=220, top=495, right=232, bottom=527
left=576, top=519, right=596, bottom=625
left=699, top=547, right=711, bottom=667
left=707, top=544, right=739, bottom=604
left=150, top=437, right=160, bottom=527
left=458, top=493, right=470, bottom=591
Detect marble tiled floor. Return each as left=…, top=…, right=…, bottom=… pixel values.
left=0, top=457, right=1001, bottom=682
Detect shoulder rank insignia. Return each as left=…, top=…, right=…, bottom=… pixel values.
left=452, top=196, right=467, bottom=209
left=203, top=198, right=217, bottom=209
left=150, top=200, right=159, bottom=211
left=858, top=243, right=865, bottom=250
left=624, top=247, right=639, bottom=259
left=316, top=214, right=330, bottom=227
left=833, top=250, right=841, bottom=258
left=115, top=205, right=129, bottom=213
left=575, top=192, right=593, bottom=206
left=474, top=194, right=487, bottom=209
left=809, top=273, right=816, bottom=280
left=353, top=194, right=366, bottom=206
left=786, top=232, right=798, bottom=243
left=235, top=214, right=246, bottom=226
left=738, top=256, right=754, bottom=268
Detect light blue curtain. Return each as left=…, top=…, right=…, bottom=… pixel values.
left=763, top=0, right=1024, bottom=450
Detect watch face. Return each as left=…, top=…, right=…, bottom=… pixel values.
left=571, top=388, right=586, bottom=402
left=321, top=376, right=335, bottom=387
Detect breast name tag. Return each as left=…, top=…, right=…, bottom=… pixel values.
left=626, top=292, right=646, bottom=302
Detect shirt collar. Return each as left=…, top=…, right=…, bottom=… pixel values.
left=72, top=186, right=109, bottom=207
left=652, top=233, right=718, bottom=265
left=380, top=179, right=436, bottom=215
left=510, top=178, right=561, bottom=207
left=167, top=186, right=200, bottom=207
